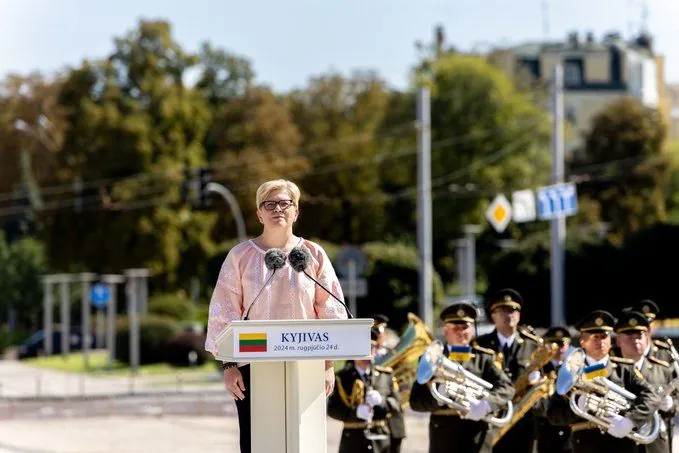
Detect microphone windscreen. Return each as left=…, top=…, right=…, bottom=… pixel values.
left=288, top=246, right=311, bottom=273
left=264, top=248, right=287, bottom=271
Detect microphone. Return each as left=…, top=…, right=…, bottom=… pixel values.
left=243, top=248, right=287, bottom=320
left=288, top=246, right=354, bottom=319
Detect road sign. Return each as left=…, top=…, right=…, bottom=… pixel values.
left=536, top=182, right=578, bottom=220
left=335, top=246, right=366, bottom=277
left=91, top=284, right=110, bottom=309
left=485, top=194, right=512, bottom=233
left=339, top=278, right=368, bottom=297
left=512, top=189, right=537, bottom=223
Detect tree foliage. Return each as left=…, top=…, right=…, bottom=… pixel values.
left=571, top=97, right=669, bottom=244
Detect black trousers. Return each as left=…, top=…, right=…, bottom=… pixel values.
left=234, top=365, right=251, bottom=453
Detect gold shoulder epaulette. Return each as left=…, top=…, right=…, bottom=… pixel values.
left=653, top=339, right=670, bottom=350
left=374, top=365, right=393, bottom=373
left=610, top=356, right=635, bottom=364
left=648, top=356, right=670, bottom=367
left=518, top=327, right=541, bottom=343
left=473, top=344, right=496, bottom=355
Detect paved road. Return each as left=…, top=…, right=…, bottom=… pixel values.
left=0, top=361, right=222, bottom=399
left=0, top=411, right=430, bottom=453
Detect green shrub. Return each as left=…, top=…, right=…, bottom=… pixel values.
left=165, top=331, right=210, bottom=367
left=115, top=315, right=182, bottom=365
left=148, top=293, right=195, bottom=321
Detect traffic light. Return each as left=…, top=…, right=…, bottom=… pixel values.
left=197, top=166, right=213, bottom=209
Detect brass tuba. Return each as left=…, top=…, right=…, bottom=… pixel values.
left=416, top=340, right=514, bottom=427
left=374, top=312, right=434, bottom=406
left=555, top=347, right=660, bottom=444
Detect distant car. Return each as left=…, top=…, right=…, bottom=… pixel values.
left=17, top=327, right=96, bottom=359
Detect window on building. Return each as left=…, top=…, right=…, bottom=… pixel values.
left=564, top=62, right=582, bottom=86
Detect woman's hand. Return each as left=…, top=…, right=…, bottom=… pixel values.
left=224, top=367, right=246, bottom=400
left=325, top=360, right=335, bottom=397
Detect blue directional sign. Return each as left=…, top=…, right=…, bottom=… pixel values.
left=536, top=182, right=578, bottom=220
left=91, top=283, right=110, bottom=308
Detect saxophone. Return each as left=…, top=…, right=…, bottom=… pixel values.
left=491, top=340, right=558, bottom=446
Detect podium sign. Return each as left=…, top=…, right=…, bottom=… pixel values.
left=214, top=318, right=373, bottom=362
left=213, top=318, right=374, bottom=453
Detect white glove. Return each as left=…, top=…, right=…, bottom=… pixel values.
left=527, top=370, right=541, bottom=385
left=356, top=403, right=373, bottom=421
left=464, top=399, right=492, bottom=421
left=607, top=414, right=634, bottom=438
left=365, top=389, right=383, bottom=407
left=660, top=395, right=674, bottom=412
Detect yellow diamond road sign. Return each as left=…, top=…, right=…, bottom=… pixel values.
left=486, top=194, right=512, bottom=233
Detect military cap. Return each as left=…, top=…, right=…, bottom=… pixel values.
left=614, top=310, right=649, bottom=333
left=543, top=326, right=572, bottom=344
left=487, top=288, right=523, bottom=313
left=371, top=314, right=390, bottom=331
left=574, top=310, right=616, bottom=333
left=623, top=300, right=659, bottom=322
left=441, top=303, right=477, bottom=324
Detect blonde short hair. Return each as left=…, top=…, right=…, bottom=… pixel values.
left=255, top=180, right=301, bottom=210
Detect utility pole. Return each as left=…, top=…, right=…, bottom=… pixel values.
left=550, top=63, right=566, bottom=326
left=417, top=87, right=433, bottom=329
left=79, top=273, right=96, bottom=369
left=124, top=268, right=149, bottom=374
left=42, top=275, right=57, bottom=355
left=463, top=225, right=482, bottom=304
left=453, top=239, right=467, bottom=296
left=54, top=274, right=73, bottom=357
left=102, top=274, right=125, bottom=369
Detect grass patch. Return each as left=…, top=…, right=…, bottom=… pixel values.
left=24, top=351, right=219, bottom=376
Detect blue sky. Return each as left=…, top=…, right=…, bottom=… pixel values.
left=1, top=0, right=678, bottom=92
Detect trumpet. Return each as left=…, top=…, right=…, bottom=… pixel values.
left=416, top=340, right=513, bottom=427
left=555, top=347, right=660, bottom=444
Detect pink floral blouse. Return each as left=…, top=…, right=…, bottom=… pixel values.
left=205, top=238, right=348, bottom=356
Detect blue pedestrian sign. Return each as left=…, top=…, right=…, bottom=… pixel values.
left=91, top=283, right=110, bottom=308
left=536, top=182, right=578, bottom=220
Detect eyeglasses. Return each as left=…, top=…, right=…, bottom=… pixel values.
left=259, top=199, right=295, bottom=211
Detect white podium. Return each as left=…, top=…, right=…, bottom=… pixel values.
left=214, top=318, right=374, bottom=453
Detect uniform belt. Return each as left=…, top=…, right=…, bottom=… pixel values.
left=432, top=408, right=463, bottom=417
left=570, top=422, right=600, bottom=433
left=343, top=420, right=387, bottom=430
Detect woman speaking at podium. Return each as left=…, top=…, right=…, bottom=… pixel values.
left=205, top=179, right=349, bottom=453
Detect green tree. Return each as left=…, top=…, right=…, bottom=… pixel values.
left=43, top=19, right=214, bottom=285
left=288, top=71, right=395, bottom=243
left=571, top=97, right=669, bottom=244
left=426, top=53, right=550, bottom=279
left=0, top=232, right=48, bottom=328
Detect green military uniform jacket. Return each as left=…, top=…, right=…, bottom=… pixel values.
left=546, top=355, right=661, bottom=453
left=476, top=327, right=541, bottom=453
left=409, top=342, right=515, bottom=453
left=327, top=363, right=402, bottom=453
left=639, top=355, right=676, bottom=453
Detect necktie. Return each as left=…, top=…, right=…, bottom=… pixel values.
left=502, top=343, right=511, bottom=367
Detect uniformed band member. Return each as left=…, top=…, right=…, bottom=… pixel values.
left=476, top=288, right=540, bottom=453
left=615, top=310, right=676, bottom=453
left=409, top=303, right=514, bottom=453
left=534, top=326, right=573, bottom=453
left=624, top=300, right=675, bottom=365
left=370, top=316, right=406, bottom=453
left=546, top=310, right=661, bottom=453
left=328, top=329, right=403, bottom=453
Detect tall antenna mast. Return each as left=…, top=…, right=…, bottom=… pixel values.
left=542, top=0, right=550, bottom=39
left=640, top=0, right=649, bottom=33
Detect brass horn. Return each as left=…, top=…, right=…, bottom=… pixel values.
left=374, top=313, right=434, bottom=406
left=416, top=340, right=513, bottom=427
left=555, top=347, right=660, bottom=444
